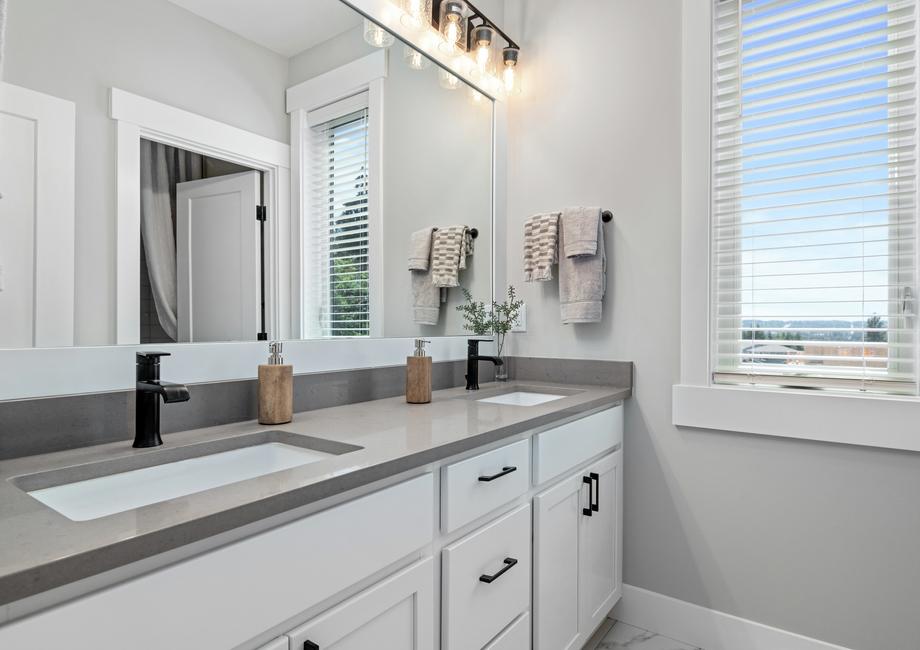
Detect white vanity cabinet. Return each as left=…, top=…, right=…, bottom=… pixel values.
left=533, top=449, right=623, bottom=650
left=0, top=403, right=625, bottom=650
left=286, top=557, right=434, bottom=650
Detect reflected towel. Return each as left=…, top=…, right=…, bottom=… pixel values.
left=559, top=209, right=606, bottom=324
left=431, top=226, right=473, bottom=287
left=562, top=206, right=601, bottom=258
left=408, top=227, right=435, bottom=271
left=523, top=212, right=560, bottom=282
left=412, top=267, right=440, bottom=325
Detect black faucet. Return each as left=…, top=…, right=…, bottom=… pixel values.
left=465, top=339, right=504, bottom=391
left=135, top=352, right=190, bottom=448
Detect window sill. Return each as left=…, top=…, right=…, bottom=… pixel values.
left=672, top=384, right=920, bottom=453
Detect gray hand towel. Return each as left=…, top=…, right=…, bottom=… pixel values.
left=562, top=206, right=602, bottom=258
left=523, top=212, right=560, bottom=282
left=559, top=210, right=606, bottom=324
left=431, top=226, right=473, bottom=287
left=412, top=267, right=440, bottom=325
left=408, top=227, right=435, bottom=271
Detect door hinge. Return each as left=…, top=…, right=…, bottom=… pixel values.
left=256, top=205, right=267, bottom=222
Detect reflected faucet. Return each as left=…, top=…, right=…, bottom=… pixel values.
left=135, top=352, right=190, bottom=448
left=465, top=339, right=504, bottom=391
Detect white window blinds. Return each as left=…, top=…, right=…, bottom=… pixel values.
left=307, top=101, right=371, bottom=337
left=712, top=0, right=919, bottom=394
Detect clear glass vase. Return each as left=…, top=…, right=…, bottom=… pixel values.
left=495, top=338, right=509, bottom=381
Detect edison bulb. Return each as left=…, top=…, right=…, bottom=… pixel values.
left=439, top=68, right=461, bottom=90
left=404, top=46, right=431, bottom=71
left=503, top=66, right=516, bottom=92
left=363, top=18, right=394, bottom=48
left=400, top=0, right=432, bottom=31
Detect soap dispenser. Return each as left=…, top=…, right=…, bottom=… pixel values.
left=259, top=341, right=293, bottom=425
left=406, top=339, right=432, bottom=404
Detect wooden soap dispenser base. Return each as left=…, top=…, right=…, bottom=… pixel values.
left=406, top=339, right=432, bottom=404
left=259, top=341, right=293, bottom=425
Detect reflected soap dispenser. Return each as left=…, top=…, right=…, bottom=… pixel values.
left=406, top=338, right=432, bottom=404
left=259, top=341, right=293, bottom=425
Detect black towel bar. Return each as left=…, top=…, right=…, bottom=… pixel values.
left=601, top=210, right=613, bottom=223
left=431, top=227, right=479, bottom=239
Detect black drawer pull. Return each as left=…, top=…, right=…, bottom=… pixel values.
left=582, top=475, right=593, bottom=516
left=590, top=472, right=600, bottom=512
left=304, top=642, right=319, bottom=650
left=479, top=557, right=518, bottom=583
left=478, top=466, right=517, bottom=482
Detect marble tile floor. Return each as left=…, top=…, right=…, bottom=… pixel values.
left=584, top=618, right=703, bottom=650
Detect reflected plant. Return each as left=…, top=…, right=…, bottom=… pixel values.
left=457, top=285, right=524, bottom=358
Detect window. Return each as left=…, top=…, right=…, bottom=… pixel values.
left=712, top=0, right=918, bottom=394
left=306, top=96, right=371, bottom=337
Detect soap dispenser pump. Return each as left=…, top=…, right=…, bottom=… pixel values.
left=406, top=338, right=432, bottom=404
left=259, top=341, right=293, bottom=425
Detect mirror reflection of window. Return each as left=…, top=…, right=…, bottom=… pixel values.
left=306, top=100, right=372, bottom=338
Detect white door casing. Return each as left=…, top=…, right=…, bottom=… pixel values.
left=176, top=171, right=262, bottom=342
left=0, top=82, right=75, bottom=348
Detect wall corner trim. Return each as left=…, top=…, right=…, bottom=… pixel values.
left=614, top=584, right=853, bottom=650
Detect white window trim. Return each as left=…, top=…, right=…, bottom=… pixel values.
left=674, top=1, right=920, bottom=454
left=287, top=51, right=386, bottom=339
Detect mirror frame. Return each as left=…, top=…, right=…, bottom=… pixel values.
left=0, top=1, right=507, bottom=401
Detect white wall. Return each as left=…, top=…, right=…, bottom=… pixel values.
left=4, top=0, right=289, bottom=345
left=503, top=2, right=920, bottom=650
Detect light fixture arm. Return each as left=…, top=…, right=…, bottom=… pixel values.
left=431, top=0, right=519, bottom=51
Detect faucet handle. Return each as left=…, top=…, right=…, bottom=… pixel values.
left=137, top=351, right=171, bottom=364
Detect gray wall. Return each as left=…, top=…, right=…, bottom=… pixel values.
left=4, top=0, right=289, bottom=346
left=503, top=1, right=920, bottom=649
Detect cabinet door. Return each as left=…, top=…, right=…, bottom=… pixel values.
left=578, top=449, right=623, bottom=635
left=533, top=471, right=587, bottom=650
left=287, top=557, right=434, bottom=650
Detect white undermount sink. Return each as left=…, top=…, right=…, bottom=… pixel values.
left=477, top=391, right=567, bottom=407
left=24, top=436, right=357, bottom=522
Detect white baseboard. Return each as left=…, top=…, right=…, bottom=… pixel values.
left=613, top=584, right=852, bottom=650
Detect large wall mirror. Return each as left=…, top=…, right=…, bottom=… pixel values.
left=0, top=0, right=494, bottom=349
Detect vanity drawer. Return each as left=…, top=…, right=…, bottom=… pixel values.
left=442, top=504, right=531, bottom=650
left=483, top=612, right=531, bottom=650
left=441, top=439, right=530, bottom=533
left=533, top=406, right=623, bottom=485
left=256, top=638, right=288, bottom=650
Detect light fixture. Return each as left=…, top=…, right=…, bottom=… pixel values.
left=363, top=18, right=395, bottom=48
left=400, top=0, right=432, bottom=31
left=430, top=0, right=521, bottom=98
left=438, top=0, right=467, bottom=54
left=439, top=68, right=461, bottom=90
left=405, top=45, right=432, bottom=70
left=502, top=46, right=520, bottom=94
left=471, top=25, right=494, bottom=72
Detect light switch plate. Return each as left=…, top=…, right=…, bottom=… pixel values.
left=511, top=303, right=527, bottom=332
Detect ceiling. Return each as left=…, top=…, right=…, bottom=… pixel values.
left=167, top=0, right=362, bottom=58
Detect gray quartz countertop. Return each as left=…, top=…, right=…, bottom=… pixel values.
left=0, top=380, right=629, bottom=607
